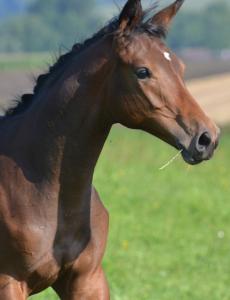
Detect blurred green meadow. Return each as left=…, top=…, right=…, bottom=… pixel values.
left=0, top=53, right=51, bottom=71
left=30, top=126, right=230, bottom=300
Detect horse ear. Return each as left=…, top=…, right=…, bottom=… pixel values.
left=118, top=0, right=143, bottom=32
left=149, top=0, right=184, bottom=31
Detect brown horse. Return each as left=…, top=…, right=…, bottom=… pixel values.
left=0, top=0, right=219, bottom=299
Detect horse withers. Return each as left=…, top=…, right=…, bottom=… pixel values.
left=0, top=0, right=219, bottom=299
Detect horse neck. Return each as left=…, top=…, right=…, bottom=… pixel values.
left=17, top=40, right=113, bottom=203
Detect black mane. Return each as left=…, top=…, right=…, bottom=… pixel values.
left=5, top=19, right=119, bottom=117
left=5, top=6, right=166, bottom=117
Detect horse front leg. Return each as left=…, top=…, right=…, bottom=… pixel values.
left=53, top=265, right=109, bottom=300
left=0, top=276, right=27, bottom=300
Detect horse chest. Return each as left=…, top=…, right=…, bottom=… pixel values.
left=53, top=215, right=91, bottom=265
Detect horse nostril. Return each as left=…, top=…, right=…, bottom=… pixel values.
left=197, top=132, right=212, bottom=151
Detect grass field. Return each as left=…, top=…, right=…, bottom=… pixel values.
left=30, top=126, right=230, bottom=300
left=0, top=53, right=51, bottom=71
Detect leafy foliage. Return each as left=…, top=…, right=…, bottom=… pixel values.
left=0, top=1, right=229, bottom=52
left=0, top=0, right=101, bottom=52
left=168, top=2, right=230, bottom=50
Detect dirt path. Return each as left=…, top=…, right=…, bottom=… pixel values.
left=0, top=70, right=229, bottom=126
left=187, top=73, right=230, bottom=126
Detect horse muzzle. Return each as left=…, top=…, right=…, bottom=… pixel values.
left=178, top=128, right=220, bottom=165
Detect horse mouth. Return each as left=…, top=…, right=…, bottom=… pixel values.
left=181, top=149, right=203, bottom=165
left=177, top=143, right=203, bottom=165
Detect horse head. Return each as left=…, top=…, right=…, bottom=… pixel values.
left=108, top=0, right=219, bottom=164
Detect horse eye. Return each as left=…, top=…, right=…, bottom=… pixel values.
left=134, top=67, right=151, bottom=80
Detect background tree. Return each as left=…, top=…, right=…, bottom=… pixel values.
left=0, top=0, right=101, bottom=52
left=0, top=0, right=229, bottom=53
left=168, top=2, right=230, bottom=50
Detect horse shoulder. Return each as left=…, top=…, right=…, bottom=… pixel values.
left=64, top=186, right=109, bottom=276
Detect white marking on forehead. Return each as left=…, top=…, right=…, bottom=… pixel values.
left=163, top=51, right=171, bottom=61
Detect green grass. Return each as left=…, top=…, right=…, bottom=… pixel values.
left=31, top=126, right=230, bottom=300
left=0, top=53, right=52, bottom=71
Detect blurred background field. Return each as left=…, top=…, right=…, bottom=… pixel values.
left=31, top=126, right=230, bottom=300
left=0, top=0, right=230, bottom=299
left=0, top=52, right=50, bottom=70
